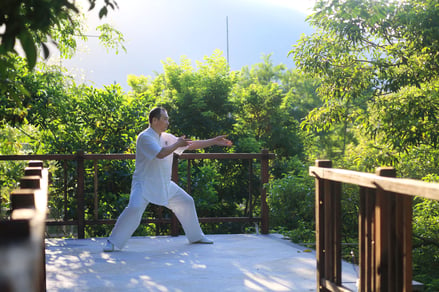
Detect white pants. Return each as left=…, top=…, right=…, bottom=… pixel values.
left=108, top=182, right=205, bottom=249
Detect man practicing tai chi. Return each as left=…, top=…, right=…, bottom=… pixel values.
left=104, top=107, right=233, bottom=252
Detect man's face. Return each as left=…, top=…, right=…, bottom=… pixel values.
left=154, top=110, right=169, bottom=133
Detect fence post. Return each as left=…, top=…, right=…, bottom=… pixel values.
left=359, top=184, right=376, bottom=292
left=400, top=189, right=413, bottom=291
left=374, top=167, right=412, bottom=291
left=375, top=167, right=395, bottom=291
left=25, top=160, right=46, bottom=292
left=314, top=160, right=342, bottom=291
left=76, top=150, right=85, bottom=239
left=171, top=154, right=179, bottom=236
left=1, top=161, right=47, bottom=291
left=315, top=160, right=330, bottom=292
left=260, top=149, right=270, bottom=234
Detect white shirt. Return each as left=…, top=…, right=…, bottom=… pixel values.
left=131, top=127, right=186, bottom=205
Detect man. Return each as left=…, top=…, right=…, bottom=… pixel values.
left=104, top=107, right=232, bottom=252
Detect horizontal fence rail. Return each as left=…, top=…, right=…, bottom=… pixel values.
left=309, top=166, right=439, bottom=201
left=1, top=150, right=275, bottom=239
left=310, top=160, right=438, bottom=292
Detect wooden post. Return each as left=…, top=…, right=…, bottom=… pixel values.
left=329, top=177, right=342, bottom=285
left=11, top=189, right=36, bottom=210
left=28, top=160, right=44, bottom=168
left=359, top=186, right=376, bottom=292
left=1, top=160, right=47, bottom=291
left=315, top=160, right=331, bottom=292
left=93, top=160, right=99, bottom=221
left=260, top=149, right=270, bottom=234
left=171, top=154, right=179, bottom=236
left=400, top=193, right=413, bottom=291
left=20, top=175, right=41, bottom=189
left=63, top=161, right=68, bottom=221
left=373, top=167, right=412, bottom=291
left=76, top=151, right=85, bottom=239
left=248, top=160, right=254, bottom=217
left=28, top=161, right=46, bottom=292
left=24, top=166, right=43, bottom=177
left=374, top=167, right=395, bottom=291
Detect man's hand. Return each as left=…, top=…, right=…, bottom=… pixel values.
left=157, top=135, right=192, bottom=159
left=176, top=136, right=193, bottom=147
left=213, top=135, right=233, bottom=147
left=185, top=135, right=233, bottom=150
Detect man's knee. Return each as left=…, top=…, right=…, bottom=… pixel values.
left=170, top=193, right=195, bottom=209
left=124, top=205, right=145, bottom=218
left=181, top=194, right=195, bottom=206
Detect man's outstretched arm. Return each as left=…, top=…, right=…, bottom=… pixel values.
left=186, top=135, right=232, bottom=150
left=156, top=136, right=192, bottom=159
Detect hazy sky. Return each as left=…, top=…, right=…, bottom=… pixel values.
left=58, top=0, right=316, bottom=91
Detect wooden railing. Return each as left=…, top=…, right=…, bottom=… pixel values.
left=0, top=161, right=49, bottom=292
left=310, top=160, right=438, bottom=292
left=173, top=150, right=273, bottom=235
left=0, top=150, right=274, bottom=239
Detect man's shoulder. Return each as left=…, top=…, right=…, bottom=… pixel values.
left=139, top=127, right=157, bottom=137
left=139, top=128, right=150, bottom=135
left=137, top=128, right=157, bottom=142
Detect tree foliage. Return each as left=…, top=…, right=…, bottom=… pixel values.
left=0, top=0, right=118, bottom=68
left=0, top=0, right=125, bottom=127
left=161, top=51, right=236, bottom=140
left=291, top=0, right=439, bottom=289
left=2, top=0, right=439, bottom=287
left=0, top=51, right=317, bottom=236
left=291, top=0, right=439, bottom=152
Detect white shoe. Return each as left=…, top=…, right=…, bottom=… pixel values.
left=192, top=236, right=214, bottom=244
left=103, top=240, right=115, bottom=252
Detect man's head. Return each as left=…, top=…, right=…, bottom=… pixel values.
left=149, top=107, right=169, bottom=134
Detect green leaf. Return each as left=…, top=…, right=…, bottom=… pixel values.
left=88, top=0, right=96, bottom=11
left=99, top=7, right=108, bottom=19
left=41, top=42, right=50, bottom=59
left=1, top=35, right=16, bottom=53
left=18, top=30, right=37, bottom=69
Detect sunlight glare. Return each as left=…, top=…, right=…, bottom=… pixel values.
left=268, top=0, right=317, bottom=15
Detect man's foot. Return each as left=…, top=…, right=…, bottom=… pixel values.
left=103, top=240, right=115, bottom=252
left=192, top=236, right=214, bottom=244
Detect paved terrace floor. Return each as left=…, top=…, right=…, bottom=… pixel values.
left=45, top=234, right=359, bottom=292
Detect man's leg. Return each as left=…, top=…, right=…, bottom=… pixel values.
left=167, top=182, right=211, bottom=243
left=107, top=182, right=149, bottom=249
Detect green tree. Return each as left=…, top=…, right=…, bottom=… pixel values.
left=267, top=157, right=315, bottom=243
left=291, top=0, right=439, bottom=153
left=239, top=54, right=287, bottom=87
left=0, top=0, right=125, bottom=126
left=233, top=56, right=305, bottom=159
left=292, top=1, right=439, bottom=289
left=161, top=51, right=237, bottom=140
left=0, top=0, right=118, bottom=68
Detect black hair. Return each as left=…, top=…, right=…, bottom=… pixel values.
left=149, top=107, right=166, bottom=124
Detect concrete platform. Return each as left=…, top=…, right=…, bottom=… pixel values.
left=45, top=234, right=359, bottom=292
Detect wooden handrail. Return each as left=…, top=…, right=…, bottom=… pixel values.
left=309, top=166, right=439, bottom=200
left=310, top=160, right=434, bottom=292
left=1, top=150, right=275, bottom=239
left=0, top=161, right=49, bottom=292
left=172, top=149, right=274, bottom=235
